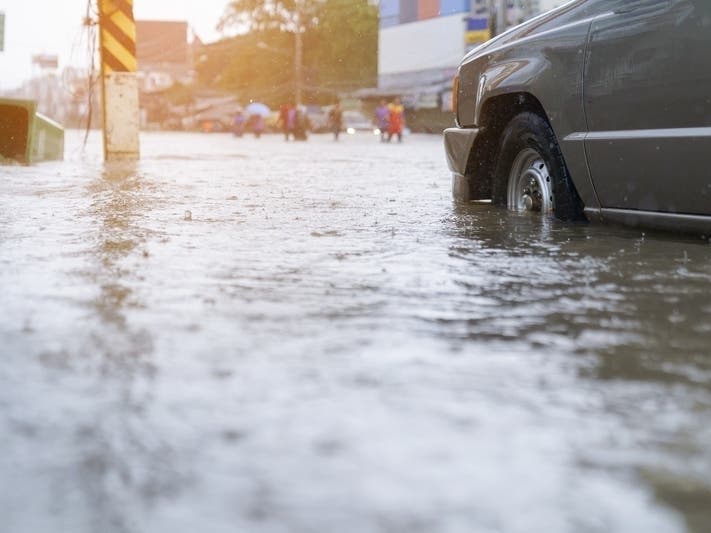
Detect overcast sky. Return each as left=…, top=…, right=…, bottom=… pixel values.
left=0, top=0, right=230, bottom=90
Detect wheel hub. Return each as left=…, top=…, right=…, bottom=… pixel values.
left=507, top=148, right=554, bottom=213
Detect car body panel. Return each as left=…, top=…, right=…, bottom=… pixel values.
left=342, top=110, right=376, bottom=133
left=456, top=0, right=607, bottom=210
left=444, top=127, right=480, bottom=177
left=599, top=208, right=711, bottom=235
left=583, top=0, right=711, bottom=215
left=444, top=127, right=480, bottom=202
left=305, top=105, right=329, bottom=133
left=445, top=0, right=711, bottom=233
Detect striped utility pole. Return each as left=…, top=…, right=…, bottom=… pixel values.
left=98, top=0, right=140, bottom=161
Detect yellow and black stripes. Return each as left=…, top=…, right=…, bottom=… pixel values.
left=99, top=0, right=137, bottom=73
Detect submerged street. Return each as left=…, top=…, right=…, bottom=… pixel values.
left=1, top=130, right=710, bottom=532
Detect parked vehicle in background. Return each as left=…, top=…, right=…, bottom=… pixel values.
left=305, top=105, right=329, bottom=133
left=444, top=0, right=711, bottom=235
left=195, top=115, right=231, bottom=133
left=342, top=110, right=378, bottom=135
left=189, top=95, right=243, bottom=133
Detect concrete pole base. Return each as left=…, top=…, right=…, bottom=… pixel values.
left=103, top=72, right=140, bottom=161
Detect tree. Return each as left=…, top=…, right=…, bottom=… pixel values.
left=218, top=0, right=319, bottom=34
left=308, top=0, right=378, bottom=94
left=194, top=30, right=294, bottom=106
left=207, top=0, right=377, bottom=104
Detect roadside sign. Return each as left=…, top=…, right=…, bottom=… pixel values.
left=0, top=12, right=5, bottom=52
left=465, top=17, right=490, bottom=46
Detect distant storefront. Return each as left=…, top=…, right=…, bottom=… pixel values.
left=366, top=0, right=562, bottom=132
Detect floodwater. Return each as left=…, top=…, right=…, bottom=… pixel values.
left=1, top=130, right=710, bottom=533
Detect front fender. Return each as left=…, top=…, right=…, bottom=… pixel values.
left=477, top=59, right=550, bottom=123
left=457, top=14, right=601, bottom=210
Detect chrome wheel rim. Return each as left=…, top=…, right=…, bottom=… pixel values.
left=507, top=148, right=554, bottom=213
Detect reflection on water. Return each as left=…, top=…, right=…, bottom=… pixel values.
left=89, top=162, right=145, bottom=326
left=79, top=161, right=186, bottom=531
left=0, top=130, right=709, bottom=533
left=447, top=204, right=711, bottom=533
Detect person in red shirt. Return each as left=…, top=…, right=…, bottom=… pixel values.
left=387, top=97, right=405, bottom=143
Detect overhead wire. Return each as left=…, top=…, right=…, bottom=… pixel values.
left=63, top=0, right=100, bottom=152
left=80, top=0, right=99, bottom=150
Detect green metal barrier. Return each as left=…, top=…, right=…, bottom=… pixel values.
left=0, top=98, right=64, bottom=164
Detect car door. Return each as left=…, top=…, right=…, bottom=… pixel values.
left=583, top=0, right=711, bottom=215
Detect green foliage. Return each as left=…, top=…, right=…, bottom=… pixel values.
left=195, top=30, right=295, bottom=106
left=197, top=0, right=377, bottom=105
left=308, top=0, right=378, bottom=95
left=219, top=0, right=320, bottom=33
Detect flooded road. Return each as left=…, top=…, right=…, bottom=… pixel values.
left=1, top=130, right=710, bottom=533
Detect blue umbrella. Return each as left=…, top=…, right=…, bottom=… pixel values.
left=245, top=102, right=271, bottom=117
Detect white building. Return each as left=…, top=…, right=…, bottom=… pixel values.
left=371, top=0, right=563, bottom=131
left=379, top=0, right=562, bottom=81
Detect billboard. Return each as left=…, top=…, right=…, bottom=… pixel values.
left=380, top=0, right=472, bottom=28
left=465, top=17, right=490, bottom=45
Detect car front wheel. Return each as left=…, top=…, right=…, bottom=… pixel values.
left=492, top=112, right=584, bottom=221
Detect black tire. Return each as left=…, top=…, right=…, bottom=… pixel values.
left=492, top=112, right=585, bottom=221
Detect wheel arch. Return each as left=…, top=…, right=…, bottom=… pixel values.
left=463, top=91, right=551, bottom=200
left=454, top=5, right=599, bottom=210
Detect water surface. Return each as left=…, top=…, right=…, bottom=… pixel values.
left=1, top=130, right=709, bottom=533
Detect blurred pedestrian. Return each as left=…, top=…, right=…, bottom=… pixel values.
left=374, top=99, right=389, bottom=142
left=328, top=102, right=344, bottom=141
left=249, top=114, right=265, bottom=138
left=294, top=105, right=309, bottom=141
left=387, top=97, right=405, bottom=143
left=280, top=103, right=296, bottom=141
left=232, top=109, right=245, bottom=137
